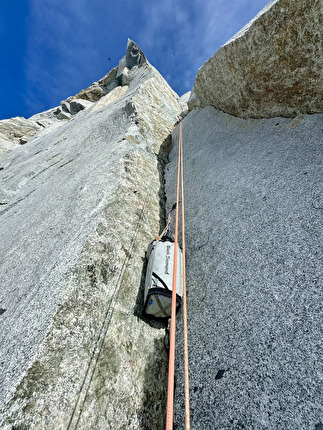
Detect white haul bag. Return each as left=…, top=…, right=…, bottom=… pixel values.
left=144, top=238, right=183, bottom=318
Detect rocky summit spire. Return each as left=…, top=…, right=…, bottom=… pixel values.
left=124, top=39, right=146, bottom=69
left=117, top=39, right=147, bottom=85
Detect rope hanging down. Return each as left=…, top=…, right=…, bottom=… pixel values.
left=180, top=117, right=190, bottom=430
left=165, top=115, right=190, bottom=430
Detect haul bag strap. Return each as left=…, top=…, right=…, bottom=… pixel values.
left=145, top=288, right=182, bottom=318
left=152, top=272, right=170, bottom=291
left=146, top=287, right=182, bottom=306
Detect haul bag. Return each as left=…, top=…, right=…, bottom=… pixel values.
left=144, top=238, right=183, bottom=318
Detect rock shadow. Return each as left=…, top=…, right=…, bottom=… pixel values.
left=137, top=336, right=169, bottom=430
left=133, top=254, right=168, bottom=330
left=157, top=133, right=173, bottom=234
left=133, top=131, right=173, bottom=328
left=133, top=132, right=174, bottom=427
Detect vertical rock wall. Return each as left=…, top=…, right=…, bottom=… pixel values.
left=175, top=4, right=323, bottom=425
left=165, top=107, right=323, bottom=429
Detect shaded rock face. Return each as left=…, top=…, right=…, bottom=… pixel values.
left=0, top=41, right=180, bottom=428
left=165, top=107, right=323, bottom=428
left=190, top=0, right=323, bottom=118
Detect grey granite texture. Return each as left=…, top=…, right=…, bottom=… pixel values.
left=0, top=117, right=42, bottom=154
left=179, top=91, right=191, bottom=118
left=165, top=106, right=323, bottom=429
left=0, top=41, right=180, bottom=428
left=189, top=0, right=323, bottom=118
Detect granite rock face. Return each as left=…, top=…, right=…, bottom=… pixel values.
left=53, top=98, right=94, bottom=119
left=0, top=117, right=42, bottom=154
left=0, top=41, right=180, bottom=429
left=190, top=0, right=323, bottom=118
left=1, top=1, right=322, bottom=426
left=165, top=107, right=323, bottom=428
left=179, top=91, right=191, bottom=118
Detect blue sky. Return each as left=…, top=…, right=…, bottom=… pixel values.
left=0, top=0, right=269, bottom=120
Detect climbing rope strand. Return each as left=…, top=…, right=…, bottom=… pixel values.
left=166, top=114, right=190, bottom=429
left=166, top=115, right=182, bottom=430
left=156, top=210, right=172, bottom=241
left=180, top=118, right=190, bottom=430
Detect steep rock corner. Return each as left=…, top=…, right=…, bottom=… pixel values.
left=1, top=0, right=322, bottom=428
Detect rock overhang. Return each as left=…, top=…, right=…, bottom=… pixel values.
left=189, top=0, right=323, bottom=118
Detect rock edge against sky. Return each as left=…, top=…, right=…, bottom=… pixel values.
left=189, top=0, right=323, bottom=118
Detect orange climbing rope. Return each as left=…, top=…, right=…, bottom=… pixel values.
left=165, top=114, right=190, bottom=429
left=180, top=117, right=190, bottom=430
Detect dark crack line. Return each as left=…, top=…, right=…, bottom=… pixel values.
left=58, top=154, right=81, bottom=170
left=0, top=189, right=37, bottom=216
left=30, top=159, right=61, bottom=180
